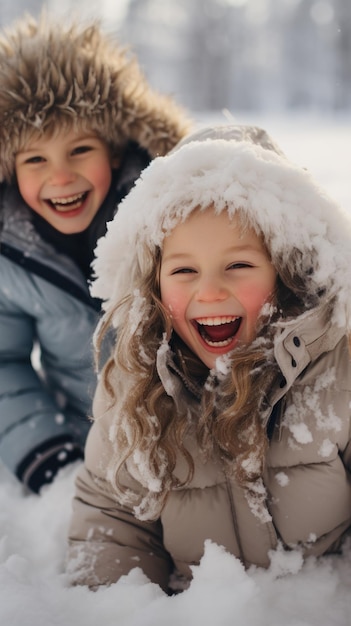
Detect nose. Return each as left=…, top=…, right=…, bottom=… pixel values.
left=49, top=162, right=76, bottom=186
left=196, top=274, right=228, bottom=302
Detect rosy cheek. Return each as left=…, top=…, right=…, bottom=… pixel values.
left=88, top=163, right=111, bottom=193
left=161, top=288, right=185, bottom=321
left=239, top=286, right=272, bottom=313
left=98, top=165, right=112, bottom=187
left=18, top=182, right=36, bottom=208
left=165, top=300, right=182, bottom=321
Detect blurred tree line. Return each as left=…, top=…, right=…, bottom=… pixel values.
left=120, top=0, right=351, bottom=113
left=0, top=0, right=350, bottom=113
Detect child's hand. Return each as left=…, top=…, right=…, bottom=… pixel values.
left=16, top=437, right=83, bottom=494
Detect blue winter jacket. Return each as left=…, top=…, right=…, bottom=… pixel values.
left=0, top=148, right=150, bottom=489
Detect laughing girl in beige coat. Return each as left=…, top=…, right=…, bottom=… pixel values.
left=67, top=125, right=351, bottom=593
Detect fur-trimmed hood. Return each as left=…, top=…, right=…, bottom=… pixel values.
left=91, top=124, right=351, bottom=331
left=0, top=13, right=191, bottom=182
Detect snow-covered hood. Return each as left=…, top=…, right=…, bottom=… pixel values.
left=91, top=124, right=351, bottom=330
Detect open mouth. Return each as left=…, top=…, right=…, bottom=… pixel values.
left=47, top=191, right=89, bottom=212
left=194, top=316, right=242, bottom=347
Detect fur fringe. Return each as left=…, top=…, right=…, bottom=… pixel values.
left=0, top=12, right=192, bottom=181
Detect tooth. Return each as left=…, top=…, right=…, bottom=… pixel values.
left=197, top=316, right=238, bottom=326
left=51, top=192, right=84, bottom=204
left=206, top=338, right=233, bottom=347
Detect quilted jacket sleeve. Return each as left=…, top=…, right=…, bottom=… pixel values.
left=66, top=416, right=173, bottom=592
left=0, top=256, right=95, bottom=484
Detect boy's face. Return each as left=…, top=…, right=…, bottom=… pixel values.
left=159, top=207, right=277, bottom=369
left=15, top=128, right=117, bottom=234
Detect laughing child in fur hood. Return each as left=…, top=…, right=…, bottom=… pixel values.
left=0, top=13, right=190, bottom=494
left=67, top=125, right=351, bottom=593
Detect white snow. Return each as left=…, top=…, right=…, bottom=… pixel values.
left=275, top=471, right=289, bottom=487
left=1, top=113, right=351, bottom=625
left=319, top=439, right=335, bottom=458
left=288, top=422, right=314, bottom=445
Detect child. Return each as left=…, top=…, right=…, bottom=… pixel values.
left=67, top=124, right=351, bottom=593
left=0, top=13, right=190, bottom=493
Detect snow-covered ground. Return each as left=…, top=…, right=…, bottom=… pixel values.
left=1, top=112, right=351, bottom=626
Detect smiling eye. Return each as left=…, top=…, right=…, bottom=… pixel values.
left=72, top=145, right=93, bottom=155
left=171, top=267, right=196, bottom=275
left=25, top=155, right=45, bottom=164
left=228, top=262, right=253, bottom=270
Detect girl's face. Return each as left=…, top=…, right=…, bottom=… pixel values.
left=160, top=207, right=277, bottom=369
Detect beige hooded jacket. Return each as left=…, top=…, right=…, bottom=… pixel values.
left=67, top=125, right=351, bottom=592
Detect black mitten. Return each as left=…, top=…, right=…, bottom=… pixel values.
left=16, top=435, right=83, bottom=493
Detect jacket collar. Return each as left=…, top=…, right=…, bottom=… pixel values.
left=273, top=302, right=343, bottom=389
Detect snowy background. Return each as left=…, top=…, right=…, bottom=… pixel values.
left=0, top=0, right=350, bottom=623
left=0, top=111, right=350, bottom=625
left=1, top=0, right=351, bottom=115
